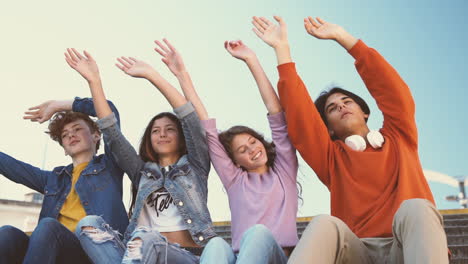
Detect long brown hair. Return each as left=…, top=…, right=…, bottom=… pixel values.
left=128, top=112, right=187, bottom=218
left=218, top=126, right=276, bottom=169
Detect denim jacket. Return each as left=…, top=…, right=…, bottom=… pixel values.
left=0, top=97, right=129, bottom=235
left=97, top=102, right=216, bottom=245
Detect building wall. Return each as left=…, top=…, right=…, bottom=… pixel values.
left=0, top=200, right=41, bottom=232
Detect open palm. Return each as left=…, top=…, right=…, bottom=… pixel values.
left=64, top=49, right=100, bottom=82
left=304, top=17, right=342, bottom=40
left=252, top=16, right=288, bottom=48
left=154, top=39, right=186, bottom=76
left=116, top=57, right=155, bottom=79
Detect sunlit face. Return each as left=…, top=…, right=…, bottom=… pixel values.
left=324, top=92, right=369, bottom=139
left=230, top=133, right=268, bottom=174
left=61, top=119, right=100, bottom=157
left=150, top=117, right=181, bottom=157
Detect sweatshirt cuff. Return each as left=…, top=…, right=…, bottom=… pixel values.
left=348, top=39, right=367, bottom=60
left=174, top=102, right=195, bottom=119
left=201, top=118, right=217, bottom=131
left=97, top=112, right=117, bottom=130
left=277, top=62, right=297, bottom=80
left=267, top=111, right=286, bottom=124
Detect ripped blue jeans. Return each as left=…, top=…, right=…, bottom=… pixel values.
left=75, top=215, right=199, bottom=264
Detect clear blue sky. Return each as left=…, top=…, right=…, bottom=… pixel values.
left=0, top=0, right=466, bottom=220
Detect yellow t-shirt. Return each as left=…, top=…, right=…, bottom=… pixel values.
left=58, top=162, right=88, bottom=232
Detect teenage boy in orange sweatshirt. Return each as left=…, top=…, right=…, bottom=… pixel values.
left=252, top=15, right=448, bottom=263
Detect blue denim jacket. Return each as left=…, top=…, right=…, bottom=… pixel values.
left=0, top=97, right=129, bottom=235
left=97, top=102, right=216, bottom=245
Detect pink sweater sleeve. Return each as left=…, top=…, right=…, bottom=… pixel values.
left=268, top=112, right=298, bottom=182
left=201, top=119, right=243, bottom=189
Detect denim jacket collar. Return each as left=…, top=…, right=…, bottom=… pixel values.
left=53, top=155, right=106, bottom=178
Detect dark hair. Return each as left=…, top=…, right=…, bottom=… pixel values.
left=314, top=87, right=370, bottom=130
left=128, top=112, right=187, bottom=217
left=47, top=111, right=101, bottom=151
left=218, top=126, right=276, bottom=169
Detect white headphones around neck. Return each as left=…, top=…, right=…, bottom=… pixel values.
left=344, top=130, right=384, bottom=152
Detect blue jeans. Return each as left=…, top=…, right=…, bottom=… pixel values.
left=200, top=224, right=288, bottom=264
left=0, top=218, right=91, bottom=264
left=76, top=215, right=199, bottom=264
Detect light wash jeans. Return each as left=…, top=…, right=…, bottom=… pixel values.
left=75, top=215, right=199, bottom=264
left=200, top=224, right=288, bottom=264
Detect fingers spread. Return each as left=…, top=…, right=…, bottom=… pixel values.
left=163, top=38, right=177, bottom=52
left=71, top=48, right=84, bottom=60
left=115, top=63, right=125, bottom=71
left=154, top=47, right=166, bottom=57
left=117, top=57, right=131, bottom=68
left=83, top=50, right=94, bottom=61
left=252, top=28, right=263, bottom=39
left=252, top=20, right=265, bottom=34
left=316, top=17, right=326, bottom=25
left=155, top=40, right=170, bottom=54
left=66, top=49, right=78, bottom=62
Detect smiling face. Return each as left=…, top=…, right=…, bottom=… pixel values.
left=61, top=119, right=100, bottom=158
left=230, top=133, right=268, bottom=174
left=324, top=92, right=369, bottom=139
left=150, top=116, right=181, bottom=157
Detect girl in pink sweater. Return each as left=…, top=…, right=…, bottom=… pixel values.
left=153, top=39, right=299, bottom=264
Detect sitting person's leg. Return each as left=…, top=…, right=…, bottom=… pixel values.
left=236, top=224, right=287, bottom=264
left=75, top=215, right=125, bottom=264
left=122, top=227, right=199, bottom=264
left=288, top=215, right=373, bottom=264
left=23, top=217, right=91, bottom=264
left=199, top=237, right=235, bottom=264
left=390, top=199, right=448, bottom=264
left=0, top=225, right=29, bottom=264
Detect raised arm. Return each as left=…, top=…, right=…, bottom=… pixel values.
left=64, top=48, right=112, bottom=119
left=303, top=17, right=357, bottom=51
left=23, top=100, right=73, bottom=124
left=65, top=49, right=142, bottom=183
left=115, top=55, right=187, bottom=109
left=153, top=38, right=209, bottom=120
left=253, top=16, right=333, bottom=186
left=252, top=16, right=292, bottom=66
left=305, top=17, right=416, bottom=144
left=224, top=40, right=281, bottom=114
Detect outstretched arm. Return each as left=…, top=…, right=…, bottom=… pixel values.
left=64, top=48, right=112, bottom=119
left=303, top=17, right=358, bottom=51
left=252, top=16, right=292, bottom=66
left=224, top=40, right=281, bottom=115
left=115, top=55, right=187, bottom=109
left=153, top=39, right=208, bottom=120
left=23, top=100, right=73, bottom=124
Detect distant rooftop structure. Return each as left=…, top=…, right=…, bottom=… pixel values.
left=0, top=192, right=43, bottom=232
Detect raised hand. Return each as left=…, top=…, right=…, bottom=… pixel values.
left=154, top=39, right=186, bottom=77
left=304, top=17, right=343, bottom=40
left=115, top=57, right=156, bottom=79
left=64, top=49, right=100, bottom=83
left=23, top=100, right=73, bottom=123
left=252, top=16, right=288, bottom=48
left=304, top=16, right=357, bottom=51
left=23, top=101, right=56, bottom=123
left=224, top=40, right=256, bottom=62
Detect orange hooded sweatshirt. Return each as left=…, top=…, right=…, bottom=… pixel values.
left=277, top=40, right=434, bottom=238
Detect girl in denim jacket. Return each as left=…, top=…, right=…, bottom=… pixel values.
left=150, top=39, right=300, bottom=263
left=65, top=46, right=216, bottom=264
